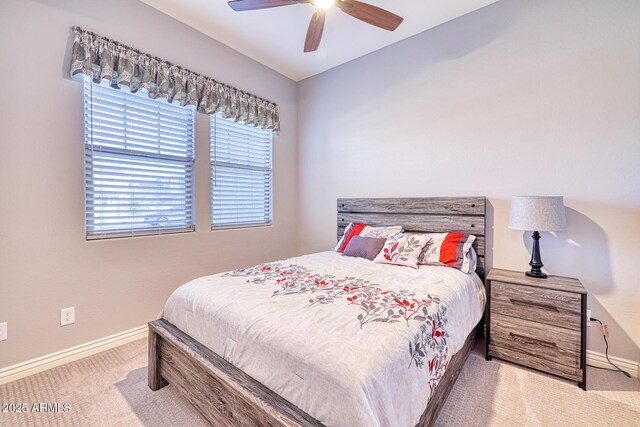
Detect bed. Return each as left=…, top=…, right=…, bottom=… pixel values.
left=148, top=197, right=487, bottom=427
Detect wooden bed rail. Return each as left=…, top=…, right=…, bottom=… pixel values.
left=149, top=319, right=478, bottom=427
left=148, top=319, right=324, bottom=427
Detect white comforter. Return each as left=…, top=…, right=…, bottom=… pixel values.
left=162, top=251, right=485, bottom=427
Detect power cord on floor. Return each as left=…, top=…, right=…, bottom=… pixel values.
left=587, top=317, right=631, bottom=378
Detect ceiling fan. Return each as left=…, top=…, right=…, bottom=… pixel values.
left=227, top=0, right=404, bottom=53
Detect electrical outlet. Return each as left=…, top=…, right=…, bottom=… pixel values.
left=60, top=307, right=75, bottom=327
left=586, top=310, right=591, bottom=326
left=0, top=322, right=7, bottom=341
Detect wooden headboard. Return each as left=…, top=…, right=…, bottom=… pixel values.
left=337, top=197, right=487, bottom=279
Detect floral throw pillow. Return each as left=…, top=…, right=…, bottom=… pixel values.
left=373, top=233, right=432, bottom=269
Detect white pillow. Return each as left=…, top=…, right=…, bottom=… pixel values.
left=373, top=233, right=431, bottom=269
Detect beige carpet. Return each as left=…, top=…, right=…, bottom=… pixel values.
left=1, top=339, right=638, bottom=427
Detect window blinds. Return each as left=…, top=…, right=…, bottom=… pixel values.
left=84, top=79, right=195, bottom=239
left=210, top=114, right=273, bottom=229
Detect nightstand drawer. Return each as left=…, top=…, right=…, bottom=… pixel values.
left=488, top=345, right=583, bottom=382
left=491, top=281, right=581, bottom=331
left=489, top=313, right=580, bottom=368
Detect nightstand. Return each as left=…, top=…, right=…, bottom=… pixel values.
left=485, top=268, right=587, bottom=390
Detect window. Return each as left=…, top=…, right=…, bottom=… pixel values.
left=84, top=79, right=195, bottom=239
left=210, top=114, right=273, bottom=229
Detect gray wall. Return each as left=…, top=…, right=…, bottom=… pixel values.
left=0, top=0, right=298, bottom=367
left=297, top=0, right=640, bottom=361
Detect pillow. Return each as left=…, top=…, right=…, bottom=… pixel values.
left=418, top=232, right=477, bottom=273
left=335, top=223, right=403, bottom=253
left=342, top=236, right=387, bottom=260
left=372, top=233, right=431, bottom=269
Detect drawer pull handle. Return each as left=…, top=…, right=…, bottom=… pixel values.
left=509, top=332, right=557, bottom=348
left=510, top=298, right=558, bottom=312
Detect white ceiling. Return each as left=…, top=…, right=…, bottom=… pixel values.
left=139, top=0, right=499, bottom=81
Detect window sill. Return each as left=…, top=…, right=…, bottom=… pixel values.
left=210, top=223, right=273, bottom=232
left=86, top=227, right=196, bottom=241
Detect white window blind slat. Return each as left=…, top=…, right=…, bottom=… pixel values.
left=211, top=114, right=273, bottom=229
left=85, top=79, right=195, bottom=239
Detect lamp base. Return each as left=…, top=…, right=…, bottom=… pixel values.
left=527, top=231, right=548, bottom=279
left=526, top=270, right=548, bottom=279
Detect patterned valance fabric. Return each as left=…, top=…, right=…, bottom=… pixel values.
left=69, top=27, right=280, bottom=133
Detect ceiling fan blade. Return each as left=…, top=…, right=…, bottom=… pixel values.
left=228, top=0, right=307, bottom=12
left=337, top=0, right=403, bottom=31
left=304, top=11, right=325, bottom=52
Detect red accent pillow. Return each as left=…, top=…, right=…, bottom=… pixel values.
left=337, top=223, right=367, bottom=253
left=439, top=232, right=465, bottom=266
left=418, top=232, right=477, bottom=273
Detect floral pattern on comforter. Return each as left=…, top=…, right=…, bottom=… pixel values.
left=224, top=262, right=450, bottom=391
left=162, top=251, right=484, bottom=427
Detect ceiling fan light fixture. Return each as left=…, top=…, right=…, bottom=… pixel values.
left=228, top=0, right=404, bottom=52
left=313, top=0, right=335, bottom=10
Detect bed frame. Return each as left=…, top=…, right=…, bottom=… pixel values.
left=149, top=197, right=487, bottom=427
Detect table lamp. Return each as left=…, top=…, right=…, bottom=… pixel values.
left=508, top=196, right=567, bottom=279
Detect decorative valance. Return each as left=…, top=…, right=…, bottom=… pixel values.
left=69, top=27, right=280, bottom=133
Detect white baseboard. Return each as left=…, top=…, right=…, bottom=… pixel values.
left=587, top=350, right=640, bottom=379
left=0, top=325, right=148, bottom=386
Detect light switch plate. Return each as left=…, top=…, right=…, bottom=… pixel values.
left=0, top=322, right=7, bottom=341
left=61, top=307, right=75, bottom=327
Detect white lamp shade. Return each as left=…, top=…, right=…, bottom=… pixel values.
left=508, top=196, right=567, bottom=231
